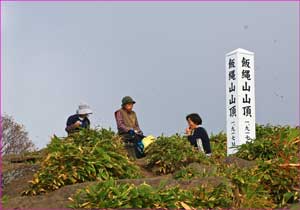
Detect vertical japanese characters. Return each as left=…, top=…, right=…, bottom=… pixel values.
left=226, top=56, right=238, bottom=154
left=226, top=49, right=256, bottom=155
left=241, top=56, right=254, bottom=142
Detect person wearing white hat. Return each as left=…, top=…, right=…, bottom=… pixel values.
left=65, top=103, right=93, bottom=135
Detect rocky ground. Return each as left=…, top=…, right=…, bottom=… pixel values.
left=1, top=152, right=242, bottom=208
left=2, top=153, right=300, bottom=209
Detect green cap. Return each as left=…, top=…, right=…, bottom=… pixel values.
left=122, top=96, right=136, bottom=106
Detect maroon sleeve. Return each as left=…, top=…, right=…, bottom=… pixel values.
left=115, top=110, right=130, bottom=133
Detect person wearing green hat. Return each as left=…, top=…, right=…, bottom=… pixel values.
left=114, top=96, right=144, bottom=158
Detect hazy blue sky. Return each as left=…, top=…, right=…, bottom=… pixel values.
left=2, top=2, right=299, bottom=149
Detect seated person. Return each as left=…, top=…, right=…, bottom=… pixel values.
left=115, top=96, right=144, bottom=158
left=185, top=113, right=212, bottom=156
left=65, top=103, right=92, bottom=135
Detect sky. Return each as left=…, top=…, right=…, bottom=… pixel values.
left=2, top=2, right=299, bottom=149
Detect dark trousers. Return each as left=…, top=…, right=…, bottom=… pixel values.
left=120, top=133, right=144, bottom=159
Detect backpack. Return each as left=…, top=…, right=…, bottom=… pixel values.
left=135, top=140, right=145, bottom=158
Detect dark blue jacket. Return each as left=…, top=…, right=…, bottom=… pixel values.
left=65, top=114, right=90, bottom=134
left=187, top=127, right=212, bottom=154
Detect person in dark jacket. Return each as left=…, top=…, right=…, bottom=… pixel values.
left=65, top=103, right=92, bottom=135
left=185, top=113, right=212, bottom=156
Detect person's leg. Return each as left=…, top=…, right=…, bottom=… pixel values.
left=121, top=134, right=137, bottom=160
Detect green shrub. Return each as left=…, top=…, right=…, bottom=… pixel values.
left=210, top=132, right=227, bottom=159
left=145, top=134, right=208, bottom=174
left=255, top=159, right=300, bottom=207
left=22, top=128, right=141, bottom=195
left=69, top=178, right=234, bottom=209
left=236, top=125, right=300, bottom=161
left=235, top=125, right=300, bottom=206
left=1, top=195, right=9, bottom=206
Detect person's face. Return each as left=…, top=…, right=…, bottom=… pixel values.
left=124, top=103, right=134, bottom=111
left=187, top=118, right=197, bottom=129
left=79, top=114, right=88, bottom=119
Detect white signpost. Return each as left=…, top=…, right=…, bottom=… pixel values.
left=226, top=48, right=256, bottom=155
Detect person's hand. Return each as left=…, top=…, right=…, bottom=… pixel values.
left=74, top=121, right=82, bottom=127
left=128, top=129, right=135, bottom=135
left=135, top=130, right=141, bottom=134
left=185, top=127, right=192, bottom=135
left=135, top=130, right=143, bottom=136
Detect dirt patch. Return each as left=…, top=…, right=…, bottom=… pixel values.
left=3, top=166, right=39, bottom=197
left=2, top=163, right=40, bottom=197
left=289, top=202, right=300, bottom=210
left=2, top=150, right=46, bottom=164
left=119, top=175, right=228, bottom=190
left=4, top=175, right=229, bottom=209
left=4, top=181, right=93, bottom=208
left=223, top=156, right=256, bottom=168
left=134, top=158, right=155, bottom=178
left=186, top=162, right=217, bottom=174
left=3, top=157, right=155, bottom=208
left=118, top=175, right=173, bottom=187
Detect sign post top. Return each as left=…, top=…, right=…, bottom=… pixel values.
left=226, top=48, right=254, bottom=56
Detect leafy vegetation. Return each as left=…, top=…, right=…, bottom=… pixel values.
left=236, top=125, right=300, bottom=206
left=69, top=178, right=234, bottom=209
left=1, top=195, right=9, bottom=206
left=20, top=125, right=299, bottom=208
left=174, top=125, right=300, bottom=207
left=145, top=135, right=209, bottom=175
left=173, top=162, right=217, bottom=180
left=209, top=131, right=227, bottom=159
left=22, top=129, right=141, bottom=195
left=236, top=125, right=299, bottom=160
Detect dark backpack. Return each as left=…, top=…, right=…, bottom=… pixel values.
left=135, top=139, right=145, bottom=158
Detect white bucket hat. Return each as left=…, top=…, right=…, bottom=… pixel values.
left=77, top=103, right=93, bottom=115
